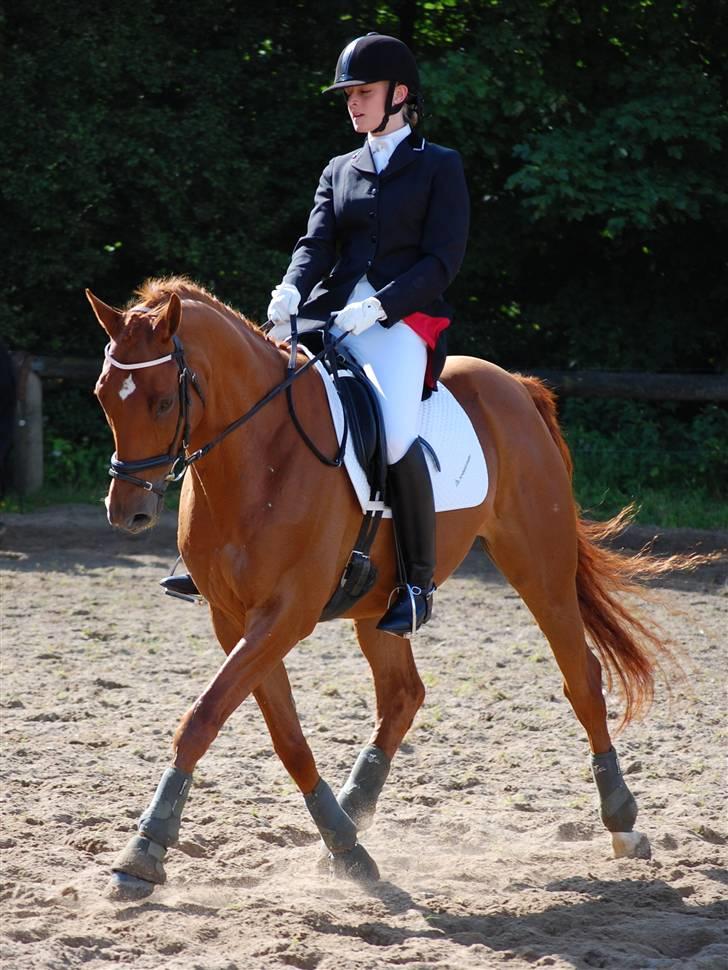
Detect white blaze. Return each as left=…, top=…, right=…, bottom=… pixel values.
left=119, top=375, right=136, bottom=400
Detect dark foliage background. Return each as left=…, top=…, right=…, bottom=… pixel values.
left=3, top=0, right=726, bottom=369
left=2, top=0, right=726, bottom=521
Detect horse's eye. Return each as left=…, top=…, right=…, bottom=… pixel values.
left=156, top=397, right=175, bottom=416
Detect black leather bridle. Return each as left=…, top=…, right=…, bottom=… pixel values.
left=106, top=335, right=202, bottom=496
left=104, top=320, right=346, bottom=497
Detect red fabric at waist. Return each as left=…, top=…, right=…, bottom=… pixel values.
left=403, top=311, right=450, bottom=349
left=403, top=311, right=451, bottom=390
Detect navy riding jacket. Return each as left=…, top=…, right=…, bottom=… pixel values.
left=282, top=129, right=470, bottom=389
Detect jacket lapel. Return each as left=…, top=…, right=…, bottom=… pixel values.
left=381, top=131, right=425, bottom=181
left=350, top=130, right=426, bottom=178
left=351, top=143, right=377, bottom=175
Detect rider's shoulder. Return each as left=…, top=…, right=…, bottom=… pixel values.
left=419, top=139, right=463, bottom=166
left=331, top=146, right=364, bottom=167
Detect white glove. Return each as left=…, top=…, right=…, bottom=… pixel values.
left=335, top=297, right=386, bottom=336
left=267, top=283, right=301, bottom=326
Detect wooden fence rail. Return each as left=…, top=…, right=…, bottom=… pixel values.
left=22, top=354, right=728, bottom=401
left=8, top=352, right=728, bottom=495
left=525, top=369, right=728, bottom=402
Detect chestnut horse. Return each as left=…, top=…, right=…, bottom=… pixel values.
left=87, top=277, right=674, bottom=898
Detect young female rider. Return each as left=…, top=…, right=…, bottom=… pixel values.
left=163, top=33, right=469, bottom=636
left=268, top=33, right=470, bottom=635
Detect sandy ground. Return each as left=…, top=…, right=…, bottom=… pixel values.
left=0, top=505, right=726, bottom=970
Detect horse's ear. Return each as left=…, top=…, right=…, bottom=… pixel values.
left=152, top=293, right=181, bottom=340
left=86, top=289, right=123, bottom=339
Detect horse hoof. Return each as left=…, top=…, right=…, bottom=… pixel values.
left=612, top=831, right=651, bottom=860
left=111, top=834, right=167, bottom=884
left=105, top=871, right=156, bottom=900
left=327, top=843, right=380, bottom=883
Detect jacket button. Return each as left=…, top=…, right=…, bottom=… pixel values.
left=366, top=260, right=372, bottom=268
left=369, top=211, right=375, bottom=217
left=371, top=234, right=377, bottom=242
left=371, top=187, right=377, bottom=195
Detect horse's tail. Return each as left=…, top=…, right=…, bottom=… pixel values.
left=516, top=375, right=700, bottom=727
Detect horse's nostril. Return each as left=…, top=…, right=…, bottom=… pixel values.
left=130, top=512, right=152, bottom=529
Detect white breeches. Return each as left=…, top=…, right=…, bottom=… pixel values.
left=270, top=278, right=427, bottom=464
left=335, top=318, right=426, bottom=464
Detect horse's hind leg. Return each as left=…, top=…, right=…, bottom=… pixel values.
left=485, top=527, right=649, bottom=859
left=253, top=662, right=379, bottom=880
left=337, top=618, right=425, bottom=830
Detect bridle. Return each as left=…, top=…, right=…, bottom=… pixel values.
left=104, top=318, right=347, bottom=497
left=105, top=334, right=204, bottom=496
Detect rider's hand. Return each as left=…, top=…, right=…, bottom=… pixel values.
left=267, top=283, right=301, bottom=326
left=335, top=297, right=386, bottom=336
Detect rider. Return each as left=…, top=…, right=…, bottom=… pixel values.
left=163, top=32, right=470, bottom=635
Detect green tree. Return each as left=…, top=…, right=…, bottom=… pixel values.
left=422, top=0, right=727, bottom=370
left=1, top=0, right=725, bottom=372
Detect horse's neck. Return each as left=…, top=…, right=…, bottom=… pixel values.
left=176, top=302, right=347, bottom=580
left=182, top=302, right=291, bottom=489
left=187, top=303, right=284, bottom=424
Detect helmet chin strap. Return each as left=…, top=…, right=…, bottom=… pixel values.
left=372, top=79, right=405, bottom=134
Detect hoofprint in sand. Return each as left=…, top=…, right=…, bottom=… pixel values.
left=0, top=507, right=726, bottom=970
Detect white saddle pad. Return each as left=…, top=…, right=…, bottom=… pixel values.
left=313, top=360, right=488, bottom=517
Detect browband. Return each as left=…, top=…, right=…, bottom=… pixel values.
left=104, top=342, right=175, bottom=371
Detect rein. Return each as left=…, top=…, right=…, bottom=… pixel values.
left=105, top=321, right=345, bottom=496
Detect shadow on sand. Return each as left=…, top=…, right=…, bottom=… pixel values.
left=326, top=873, right=728, bottom=967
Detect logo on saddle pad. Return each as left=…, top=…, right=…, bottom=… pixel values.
left=455, top=454, right=471, bottom=487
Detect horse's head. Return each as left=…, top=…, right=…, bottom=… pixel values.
left=87, top=289, right=189, bottom=533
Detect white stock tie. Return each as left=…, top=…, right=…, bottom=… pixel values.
left=370, top=138, right=390, bottom=173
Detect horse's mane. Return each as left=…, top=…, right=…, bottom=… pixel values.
left=131, top=275, right=262, bottom=335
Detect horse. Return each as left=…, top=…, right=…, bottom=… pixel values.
left=87, top=276, right=681, bottom=898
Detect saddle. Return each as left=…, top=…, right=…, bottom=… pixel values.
left=296, top=330, right=387, bottom=493
left=293, top=329, right=388, bottom=621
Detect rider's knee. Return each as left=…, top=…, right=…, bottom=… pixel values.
left=386, top=432, right=417, bottom=465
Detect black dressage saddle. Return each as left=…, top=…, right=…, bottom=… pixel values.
left=296, top=329, right=388, bottom=501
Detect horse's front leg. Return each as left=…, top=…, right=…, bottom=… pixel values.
left=337, top=618, right=426, bottom=830
left=107, top=603, right=302, bottom=898
left=108, top=606, right=376, bottom=898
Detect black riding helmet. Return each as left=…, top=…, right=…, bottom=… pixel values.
left=324, top=32, right=422, bottom=133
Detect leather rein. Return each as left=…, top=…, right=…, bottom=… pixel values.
left=105, top=319, right=346, bottom=497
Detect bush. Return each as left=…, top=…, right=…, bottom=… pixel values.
left=562, top=400, right=728, bottom=526
left=42, top=383, right=109, bottom=494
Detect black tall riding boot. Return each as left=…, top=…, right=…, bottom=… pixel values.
left=376, top=439, right=436, bottom=637
left=160, top=573, right=200, bottom=600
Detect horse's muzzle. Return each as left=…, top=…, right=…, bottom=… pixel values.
left=106, top=484, right=162, bottom=533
